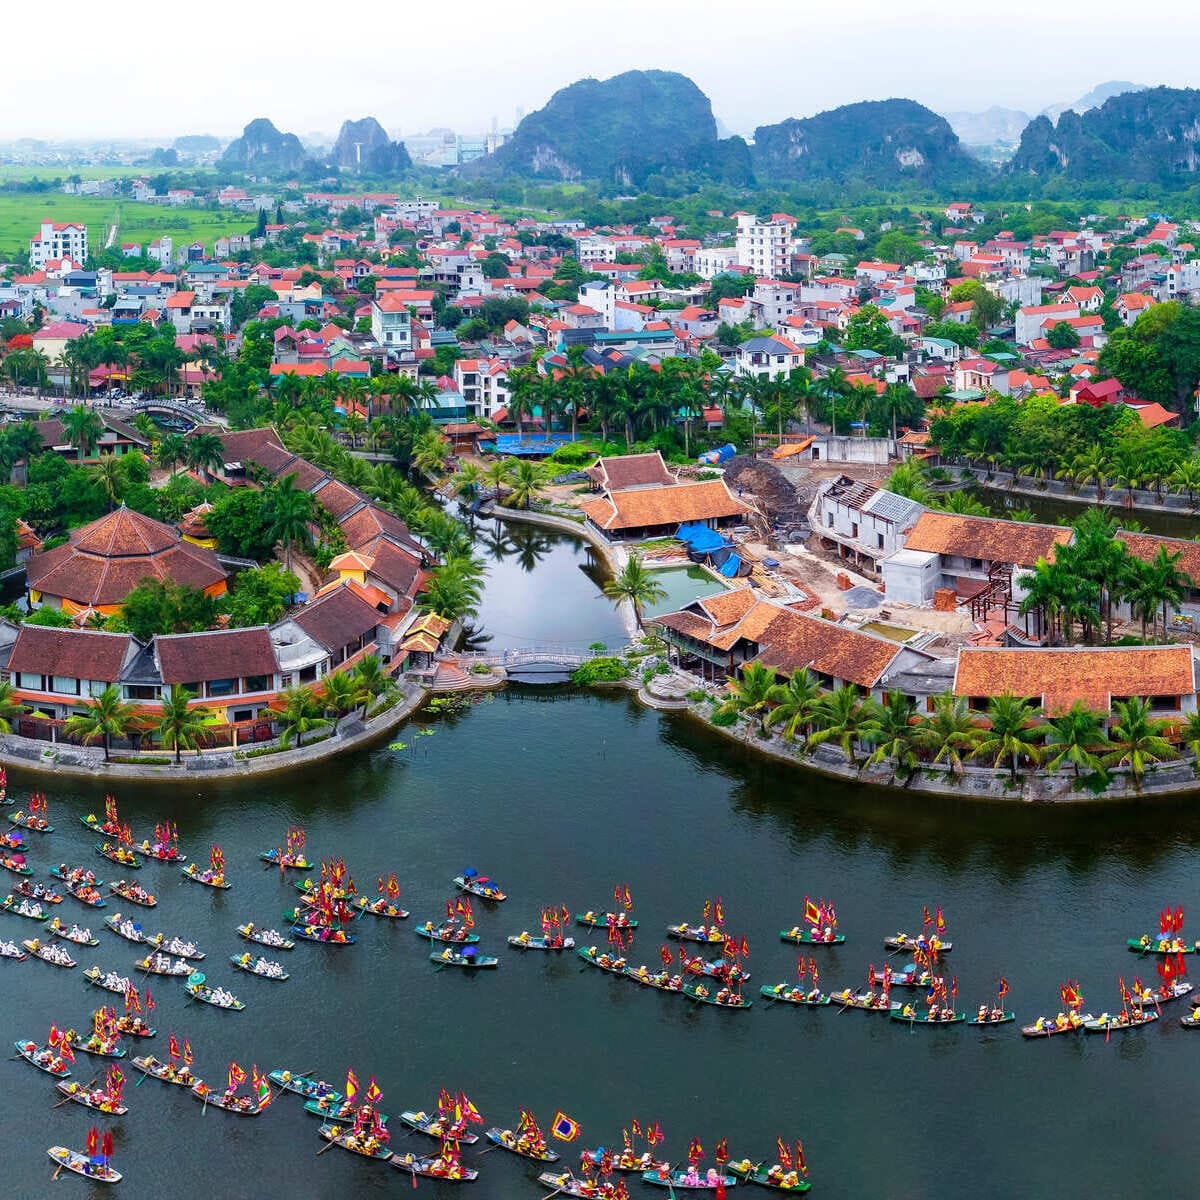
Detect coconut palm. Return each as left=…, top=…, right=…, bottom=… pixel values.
left=451, top=462, right=483, bottom=499
left=90, top=456, right=123, bottom=511
left=1181, top=710, right=1200, bottom=775
left=764, top=667, right=821, bottom=742
left=156, top=433, right=187, bottom=474
left=716, top=661, right=777, bottom=733
left=155, top=686, right=212, bottom=763
left=913, top=693, right=980, bottom=776
left=61, top=405, right=104, bottom=461
left=276, top=685, right=329, bottom=749
left=1044, top=702, right=1109, bottom=777
left=412, top=430, right=449, bottom=478
left=482, top=457, right=513, bottom=498
left=861, top=691, right=920, bottom=781
left=1102, top=696, right=1178, bottom=784
left=1168, top=459, right=1200, bottom=507
left=807, top=683, right=867, bottom=767
left=602, top=556, right=668, bottom=621
left=184, top=432, right=226, bottom=479
left=1063, top=445, right=1111, bottom=498
left=0, top=680, right=28, bottom=733
left=63, top=684, right=138, bottom=762
left=420, top=558, right=486, bottom=621
left=505, top=460, right=547, bottom=510
left=267, top=473, right=315, bottom=573
left=319, top=670, right=358, bottom=718
left=972, top=692, right=1044, bottom=779
left=351, top=654, right=394, bottom=715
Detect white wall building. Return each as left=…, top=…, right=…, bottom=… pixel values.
left=29, top=221, right=88, bottom=269
left=734, top=213, right=796, bottom=278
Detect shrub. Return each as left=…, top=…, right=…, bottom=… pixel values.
left=710, top=709, right=738, bottom=727
left=571, top=656, right=630, bottom=685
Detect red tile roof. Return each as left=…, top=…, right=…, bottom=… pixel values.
left=156, top=628, right=278, bottom=684
left=8, top=627, right=132, bottom=682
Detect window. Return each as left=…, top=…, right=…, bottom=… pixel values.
left=244, top=674, right=270, bottom=693
left=125, top=685, right=158, bottom=701
left=17, top=672, right=43, bottom=691
left=877, top=533, right=885, bottom=549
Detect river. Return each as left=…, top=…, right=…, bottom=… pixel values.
left=3, top=517, right=1199, bottom=1199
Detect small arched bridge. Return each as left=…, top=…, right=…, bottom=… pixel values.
left=128, top=400, right=223, bottom=429
left=455, top=645, right=629, bottom=669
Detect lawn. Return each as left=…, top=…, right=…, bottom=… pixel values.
left=0, top=194, right=258, bottom=258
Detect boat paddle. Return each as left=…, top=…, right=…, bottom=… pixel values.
left=51, top=1163, right=64, bottom=1182
left=51, top=1079, right=98, bottom=1108
left=316, top=1134, right=340, bottom=1156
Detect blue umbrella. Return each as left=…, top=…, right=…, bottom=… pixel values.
left=187, top=971, right=205, bottom=987
left=461, top=944, right=478, bottom=959
left=462, top=868, right=478, bottom=879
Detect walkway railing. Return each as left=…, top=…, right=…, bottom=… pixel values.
left=453, top=645, right=628, bottom=668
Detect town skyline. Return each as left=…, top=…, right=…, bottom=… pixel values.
left=5, top=0, right=1199, bottom=142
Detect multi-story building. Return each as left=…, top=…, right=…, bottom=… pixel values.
left=734, top=212, right=797, bottom=278
left=371, top=292, right=413, bottom=355
left=29, top=220, right=88, bottom=269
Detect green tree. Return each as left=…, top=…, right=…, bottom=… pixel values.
left=764, top=668, right=821, bottom=742
left=114, top=578, right=220, bottom=641
left=807, top=683, right=867, bottom=767
left=0, top=680, right=28, bottom=733
left=862, top=691, right=919, bottom=782
left=602, top=555, right=668, bottom=621
left=1043, top=702, right=1109, bottom=778
left=505, top=460, right=547, bottom=510
left=841, top=306, right=903, bottom=357
left=63, top=684, right=138, bottom=761
left=207, top=489, right=278, bottom=561
left=276, top=685, right=328, bottom=749
left=155, top=685, right=212, bottom=763
left=267, top=473, right=315, bottom=573
left=914, top=693, right=979, bottom=776
left=184, top=432, right=226, bottom=478
left=226, top=562, right=300, bottom=627
left=420, top=558, right=485, bottom=621
left=1102, top=696, right=1178, bottom=784
left=61, top=405, right=104, bottom=460
left=319, top=670, right=358, bottom=718
left=973, top=692, right=1044, bottom=779
left=350, top=654, right=394, bottom=716
left=1046, top=321, right=1081, bottom=350
left=716, top=661, right=777, bottom=734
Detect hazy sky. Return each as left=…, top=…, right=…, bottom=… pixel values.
left=9, top=0, right=1200, bottom=142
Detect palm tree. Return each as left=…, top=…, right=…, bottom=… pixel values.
left=1168, top=458, right=1200, bottom=507
left=61, top=405, right=104, bottom=461
left=451, top=462, right=483, bottom=499
left=913, top=693, right=979, bottom=776
left=276, top=685, right=329, bottom=749
left=351, top=654, right=394, bottom=716
left=764, top=668, right=821, bottom=742
left=885, top=461, right=931, bottom=504
left=91, top=456, right=123, bottom=510
left=817, top=367, right=849, bottom=436
left=184, top=432, right=226, bottom=479
left=1144, top=546, right=1191, bottom=641
left=412, top=430, right=449, bottom=478
left=862, top=691, right=919, bottom=781
left=1064, top=445, right=1111, bottom=498
left=505, top=460, right=546, bottom=510
left=807, top=683, right=866, bottom=767
left=973, top=692, right=1044, bottom=779
left=1102, top=696, right=1178, bottom=785
left=420, top=558, right=486, bottom=621
left=716, top=661, right=777, bottom=733
left=155, top=686, right=212, bottom=763
left=482, top=458, right=513, bottom=499
left=602, top=556, right=668, bottom=621
left=1044, top=702, right=1109, bottom=778
left=1180, top=710, right=1200, bottom=776
left=0, top=680, right=28, bottom=733
left=880, top=381, right=916, bottom=444
left=63, top=684, right=138, bottom=761
left=319, top=670, right=358, bottom=718
left=267, top=473, right=315, bottom=574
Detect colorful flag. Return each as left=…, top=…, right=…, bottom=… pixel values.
left=804, top=897, right=821, bottom=925
left=101, top=1130, right=113, bottom=1160
left=631, top=1117, right=642, bottom=1138
left=777, top=1137, right=792, bottom=1170
left=60, top=1040, right=76, bottom=1064
left=647, top=1122, right=664, bottom=1146
left=183, top=1039, right=193, bottom=1066
left=551, top=1110, right=580, bottom=1142
left=715, top=1137, right=729, bottom=1164
left=345, top=1069, right=359, bottom=1103
left=714, top=897, right=725, bottom=925
left=623, top=884, right=632, bottom=910
left=365, top=1076, right=383, bottom=1104
left=935, top=905, right=946, bottom=933
left=922, top=905, right=932, bottom=928
left=997, top=977, right=1009, bottom=1000
left=796, top=1141, right=808, bottom=1175
left=228, top=1061, right=246, bottom=1091
left=87, top=1127, right=98, bottom=1157
left=168, top=1033, right=180, bottom=1061
left=688, top=1137, right=703, bottom=1165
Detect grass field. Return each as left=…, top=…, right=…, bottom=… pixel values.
left=0, top=194, right=257, bottom=258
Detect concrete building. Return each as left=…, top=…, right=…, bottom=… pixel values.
left=29, top=221, right=88, bottom=270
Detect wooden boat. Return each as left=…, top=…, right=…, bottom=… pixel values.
left=574, top=911, right=638, bottom=930
left=305, top=1096, right=387, bottom=1122
left=63, top=879, right=105, bottom=908
left=134, top=953, right=192, bottom=977
left=968, top=1011, right=1017, bottom=1027
left=104, top=916, right=149, bottom=944
left=415, top=922, right=477, bottom=944
left=53, top=1081, right=128, bottom=1115
left=317, top=1123, right=393, bottom=1159
left=141, top=845, right=186, bottom=864
left=431, top=948, right=499, bottom=969
left=83, top=967, right=132, bottom=994
left=642, top=1167, right=737, bottom=1190
left=538, top=1171, right=628, bottom=1196
left=883, top=933, right=951, bottom=953
left=1179, top=1007, right=1200, bottom=1029
left=688, top=958, right=751, bottom=983
left=1130, top=981, right=1194, bottom=1006
left=47, top=1146, right=121, bottom=1184
left=683, top=980, right=752, bottom=1008
left=729, top=1160, right=812, bottom=1192
left=259, top=850, right=312, bottom=870
left=507, top=933, right=575, bottom=951
left=81, top=815, right=122, bottom=837
left=184, top=981, right=245, bottom=1010
left=576, top=946, right=627, bottom=975
left=581, top=1148, right=670, bottom=1175
left=146, top=934, right=204, bottom=961
left=393, top=1151, right=478, bottom=1182
left=761, top=984, right=830, bottom=1006
left=22, top=938, right=76, bottom=967
left=8, top=812, right=52, bottom=833
left=180, top=865, right=230, bottom=889
left=1082, top=1011, right=1160, bottom=1034
left=0, top=855, right=34, bottom=876
left=50, top=866, right=102, bottom=886
left=352, top=896, right=409, bottom=919
left=66, top=1033, right=125, bottom=1058
left=229, top=954, right=289, bottom=980
left=131, top=1055, right=199, bottom=1088
left=1127, top=936, right=1196, bottom=956
left=2, top=897, right=48, bottom=921
left=666, top=923, right=725, bottom=944
left=890, top=1007, right=966, bottom=1026
left=779, top=927, right=844, bottom=946
left=888, top=964, right=933, bottom=990
left=829, top=989, right=898, bottom=1013
left=289, top=925, right=355, bottom=945
left=267, top=1069, right=342, bottom=1101
left=96, top=843, right=141, bottom=870
left=282, top=906, right=358, bottom=926
left=112, top=1014, right=155, bottom=1039
left=190, top=1083, right=261, bottom=1114
left=484, top=1127, right=559, bottom=1162
left=14, top=1039, right=69, bottom=1076
left=1021, top=1014, right=1092, bottom=1038
left=236, top=924, right=295, bottom=951
left=625, top=965, right=684, bottom=992
left=0, top=939, right=27, bottom=960
left=109, top=881, right=155, bottom=907
left=453, top=873, right=506, bottom=901
left=398, top=1110, right=479, bottom=1144
left=14, top=880, right=61, bottom=905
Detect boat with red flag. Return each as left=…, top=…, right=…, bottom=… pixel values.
left=48, top=1132, right=120, bottom=1185
left=182, top=845, right=230, bottom=889
left=763, top=955, right=829, bottom=1006
left=81, top=796, right=123, bottom=838
left=644, top=1138, right=735, bottom=1190
left=132, top=1035, right=199, bottom=1088
left=969, top=978, right=1016, bottom=1026
left=454, top=868, right=506, bottom=901
left=96, top=842, right=141, bottom=870
left=191, top=1063, right=271, bottom=1114
left=781, top=896, right=843, bottom=946
left=730, top=1136, right=812, bottom=1192
left=260, top=825, right=310, bottom=870
left=139, top=822, right=186, bottom=864
left=393, top=1144, right=479, bottom=1182
left=581, top=1120, right=668, bottom=1174
left=54, top=1064, right=129, bottom=1116
left=15, top=1031, right=71, bottom=1076
left=485, top=1111, right=559, bottom=1161
left=9, top=792, right=52, bottom=832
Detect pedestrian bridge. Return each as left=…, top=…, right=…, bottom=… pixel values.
left=128, top=400, right=219, bottom=429
left=456, top=645, right=628, bottom=669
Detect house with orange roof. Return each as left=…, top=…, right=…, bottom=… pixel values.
left=1117, top=292, right=1156, bottom=325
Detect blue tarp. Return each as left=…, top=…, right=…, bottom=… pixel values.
left=697, top=443, right=736, bottom=465
left=676, top=522, right=728, bottom=553
left=482, top=434, right=583, bottom=457
left=718, top=553, right=742, bottom=578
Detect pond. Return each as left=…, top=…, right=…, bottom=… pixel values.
left=641, top=563, right=728, bottom=620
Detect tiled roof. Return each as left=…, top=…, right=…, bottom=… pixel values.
left=311, top=477, right=364, bottom=521
left=26, top=507, right=227, bottom=607
left=580, top=480, right=749, bottom=532
left=586, top=452, right=676, bottom=491
left=1118, top=531, right=1200, bottom=585
left=752, top=608, right=903, bottom=687
left=156, top=628, right=278, bottom=684
left=292, top=585, right=380, bottom=652
left=953, top=646, right=1195, bottom=715
left=8, top=627, right=132, bottom=682
left=210, top=428, right=295, bottom=475
left=338, top=505, right=423, bottom=556
left=359, top=536, right=425, bottom=597
left=903, top=511, right=1071, bottom=568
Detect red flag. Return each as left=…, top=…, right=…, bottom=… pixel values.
left=60, top=1040, right=76, bottom=1064
left=804, top=897, right=821, bottom=926
left=935, top=905, right=946, bottom=933
left=446, top=899, right=455, bottom=920
left=623, top=885, right=632, bottom=910
left=87, top=1127, right=98, bottom=1157
left=777, top=1137, right=792, bottom=1169
left=923, top=905, right=932, bottom=928
left=365, top=1076, right=383, bottom=1104
left=144, top=989, right=155, bottom=1012
left=228, top=1061, right=246, bottom=1091
left=660, top=945, right=673, bottom=967
left=183, top=1039, right=193, bottom=1066
left=1176, top=906, right=1185, bottom=933
left=48, top=1024, right=60, bottom=1048
left=169, top=1033, right=180, bottom=1061
left=715, top=1137, right=728, bottom=1164
left=740, top=935, right=749, bottom=957
left=716, top=1180, right=726, bottom=1200
left=688, top=1137, right=703, bottom=1165
left=703, top=900, right=711, bottom=924
left=101, top=1130, right=113, bottom=1159
left=796, top=1141, right=807, bottom=1175
left=631, top=1117, right=642, bottom=1138
left=714, top=897, right=725, bottom=925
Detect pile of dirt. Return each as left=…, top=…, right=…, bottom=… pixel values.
left=724, top=455, right=808, bottom=535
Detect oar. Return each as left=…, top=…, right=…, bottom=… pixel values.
left=51, top=1163, right=65, bottom=1182
left=316, top=1135, right=340, bottom=1156
left=52, top=1078, right=97, bottom=1108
